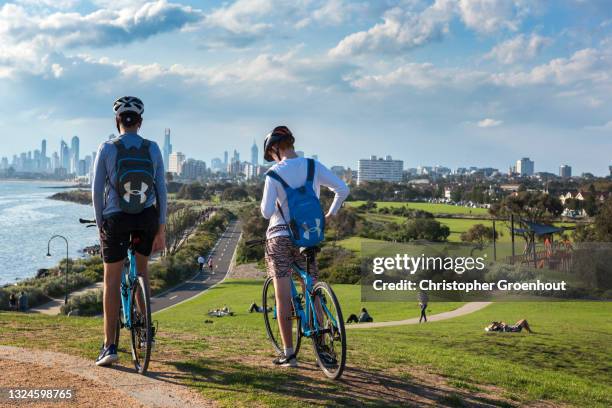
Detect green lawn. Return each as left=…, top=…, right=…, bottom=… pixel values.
left=347, top=201, right=490, bottom=216
left=0, top=280, right=609, bottom=407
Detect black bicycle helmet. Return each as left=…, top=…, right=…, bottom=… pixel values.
left=263, top=126, right=294, bottom=161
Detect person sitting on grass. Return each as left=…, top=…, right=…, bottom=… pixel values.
left=358, top=307, right=373, bottom=323
left=485, top=319, right=532, bottom=333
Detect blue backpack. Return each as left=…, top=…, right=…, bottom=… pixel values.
left=266, top=158, right=325, bottom=247
left=114, top=139, right=155, bottom=214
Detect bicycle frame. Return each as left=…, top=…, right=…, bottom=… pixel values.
left=120, top=247, right=138, bottom=330
left=289, top=262, right=339, bottom=338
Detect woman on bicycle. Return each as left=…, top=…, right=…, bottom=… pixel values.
left=92, top=96, right=167, bottom=367
left=261, top=125, right=349, bottom=367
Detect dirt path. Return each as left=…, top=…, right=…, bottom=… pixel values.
left=30, top=282, right=104, bottom=316
left=346, top=302, right=492, bottom=329
left=0, top=346, right=213, bottom=408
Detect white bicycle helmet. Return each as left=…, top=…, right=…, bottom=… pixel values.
left=113, top=96, right=144, bottom=116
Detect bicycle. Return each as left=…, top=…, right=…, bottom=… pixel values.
left=80, top=218, right=154, bottom=374
left=246, top=239, right=347, bottom=379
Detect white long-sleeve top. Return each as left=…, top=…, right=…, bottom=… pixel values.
left=260, top=157, right=350, bottom=239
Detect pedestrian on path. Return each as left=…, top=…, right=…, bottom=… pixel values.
left=418, top=290, right=429, bottom=323
left=18, top=291, right=28, bottom=312
left=208, top=257, right=214, bottom=274
left=197, top=255, right=205, bottom=272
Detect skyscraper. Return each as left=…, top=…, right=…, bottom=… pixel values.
left=60, top=140, right=70, bottom=170
left=559, top=164, right=572, bottom=178
left=516, top=157, right=534, bottom=176
left=251, top=140, right=259, bottom=166
left=223, top=151, right=228, bottom=166
left=233, top=149, right=240, bottom=163
left=41, top=139, right=47, bottom=158
left=71, top=136, right=80, bottom=174
left=163, top=128, right=172, bottom=168
left=357, top=155, right=404, bottom=185
left=168, top=152, right=186, bottom=174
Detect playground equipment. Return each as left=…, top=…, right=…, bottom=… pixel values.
left=506, top=219, right=574, bottom=271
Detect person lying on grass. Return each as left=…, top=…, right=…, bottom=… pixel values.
left=485, top=319, right=532, bottom=333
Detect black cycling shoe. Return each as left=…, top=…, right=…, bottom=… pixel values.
left=273, top=354, right=297, bottom=368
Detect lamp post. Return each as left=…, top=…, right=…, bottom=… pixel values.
left=47, top=235, right=69, bottom=305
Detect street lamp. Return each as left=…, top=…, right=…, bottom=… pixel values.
left=47, top=235, right=69, bottom=305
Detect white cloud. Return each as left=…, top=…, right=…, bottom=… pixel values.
left=329, top=0, right=455, bottom=57
left=351, top=62, right=488, bottom=90
left=492, top=48, right=612, bottom=87
left=477, top=118, right=503, bottom=127
left=204, top=0, right=273, bottom=36
left=457, top=0, right=530, bottom=34
left=4, top=1, right=202, bottom=48
left=486, top=33, right=552, bottom=64
left=0, top=1, right=203, bottom=77
left=329, top=0, right=534, bottom=57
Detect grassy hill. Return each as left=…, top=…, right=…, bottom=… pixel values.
left=1, top=280, right=610, bottom=407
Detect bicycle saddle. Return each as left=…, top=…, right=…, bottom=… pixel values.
left=299, top=246, right=321, bottom=256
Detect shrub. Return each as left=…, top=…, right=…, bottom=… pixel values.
left=61, top=289, right=103, bottom=316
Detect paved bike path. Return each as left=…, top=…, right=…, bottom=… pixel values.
left=151, top=220, right=241, bottom=313
left=345, top=302, right=492, bottom=329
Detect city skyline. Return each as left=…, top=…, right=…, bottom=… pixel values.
left=0, top=1, right=611, bottom=175
left=2, top=134, right=608, bottom=179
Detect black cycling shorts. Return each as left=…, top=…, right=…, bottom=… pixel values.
left=100, top=206, right=159, bottom=263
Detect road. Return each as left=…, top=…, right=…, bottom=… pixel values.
left=150, top=219, right=241, bottom=313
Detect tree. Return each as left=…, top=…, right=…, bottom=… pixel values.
left=327, top=207, right=359, bottom=239
left=490, top=191, right=563, bottom=223
left=461, top=224, right=498, bottom=248
left=575, top=198, right=612, bottom=242
left=176, top=182, right=208, bottom=200
left=398, top=218, right=450, bottom=242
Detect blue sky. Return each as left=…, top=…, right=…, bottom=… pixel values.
left=0, top=0, right=611, bottom=174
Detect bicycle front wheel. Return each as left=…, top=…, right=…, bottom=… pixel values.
left=262, top=277, right=302, bottom=357
left=311, top=281, right=346, bottom=380
left=130, top=276, right=152, bottom=374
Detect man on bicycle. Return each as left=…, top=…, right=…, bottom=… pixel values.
left=92, top=96, right=167, bottom=366
left=260, top=125, right=349, bottom=367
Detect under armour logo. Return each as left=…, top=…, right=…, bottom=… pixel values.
left=302, top=218, right=322, bottom=241
left=123, top=181, right=148, bottom=204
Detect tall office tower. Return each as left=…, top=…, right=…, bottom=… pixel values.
left=41, top=139, right=47, bottom=158
left=71, top=136, right=80, bottom=174
left=559, top=164, right=572, bottom=178
left=51, top=152, right=60, bottom=170
left=223, top=151, right=228, bottom=166
left=233, top=149, right=240, bottom=163
left=163, top=128, right=172, bottom=169
left=168, top=152, right=186, bottom=174
left=516, top=157, right=534, bottom=176
left=251, top=140, right=259, bottom=166
left=60, top=140, right=70, bottom=170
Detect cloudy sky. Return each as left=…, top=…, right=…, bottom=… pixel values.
left=0, top=0, right=611, bottom=174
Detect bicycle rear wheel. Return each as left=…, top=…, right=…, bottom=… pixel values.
left=262, top=277, right=301, bottom=356
left=130, top=276, right=152, bottom=374
left=311, top=281, right=346, bottom=380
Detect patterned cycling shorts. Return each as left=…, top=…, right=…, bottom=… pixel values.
left=264, top=235, right=319, bottom=279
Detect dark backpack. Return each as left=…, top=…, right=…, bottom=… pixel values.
left=114, top=139, right=155, bottom=214
left=266, top=158, right=325, bottom=247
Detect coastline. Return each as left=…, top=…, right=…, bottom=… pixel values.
left=48, top=190, right=92, bottom=205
